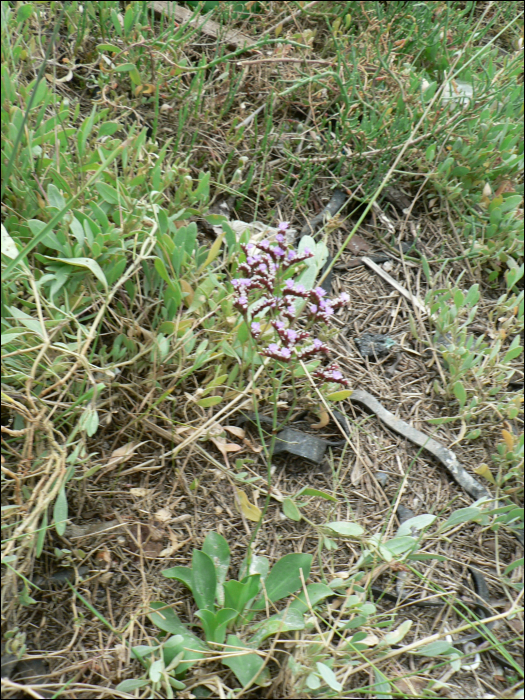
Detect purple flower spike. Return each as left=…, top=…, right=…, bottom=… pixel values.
left=251, top=322, right=261, bottom=336
left=278, top=222, right=289, bottom=231
left=275, top=233, right=285, bottom=243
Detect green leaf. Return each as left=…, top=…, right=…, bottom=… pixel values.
left=453, top=289, right=465, bottom=309
left=154, top=257, right=173, bottom=285
left=503, top=345, right=523, bottom=363
left=439, top=507, right=481, bottom=531
left=306, top=673, right=321, bottom=690
left=95, top=181, right=119, bottom=204
left=98, top=122, right=120, bottom=137
left=83, top=408, right=99, bottom=437
left=196, top=608, right=237, bottom=644
left=325, top=521, right=364, bottom=537
left=9, top=307, right=44, bottom=338
left=149, top=658, right=164, bottom=683
left=288, top=583, right=333, bottom=614
left=283, top=498, right=302, bottom=521
left=129, top=67, right=142, bottom=86
left=147, top=603, right=207, bottom=673
left=407, top=553, right=447, bottom=562
left=326, top=389, right=353, bottom=401
left=316, top=662, right=342, bottom=692
left=194, top=171, right=210, bottom=201
left=222, top=635, right=265, bottom=687
left=53, top=487, right=68, bottom=536
left=115, top=62, right=137, bottom=72
left=202, top=532, right=230, bottom=583
left=504, top=557, right=523, bottom=575
left=414, top=640, right=455, bottom=656
left=47, top=183, right=66, bottom=209
left=238, top=554, right=269, bottom=582
left=44, top=257, right=107, bottom=290
left=397, top=514, right=436, bottom=536
left=202, top=531, right=230, bottom=606
left=425, top=143, right=436, bottom=161
left=115, top=680, right=150, bottom=692
left=296, top=487, right=338, bottom=502
left=197, top=396, right=223, bottom=408
left=1, top=224, right=21, bottom=261
left=453, top=381, right=466, bottom=408
left=464, top=284, right=480, bottom=307
left=17, top=3, right=34, bottom=21
left=35, top=509, right=48, bottom=558
left=262, top=553, right=312, bottom=603
left=97, top=43, right=121, bottom=53
left=295, top=236, right=328, bottom=291
left=500, top=194, right=523, bottom=213
left=382, top=536, right=418, bottom=556
left=124, top=6, right=135, bottom=35
left=372, top=668, right=391, bottom=695
left=250, top=607, right=305, bottom=646
left=191, top=549, right=216, bottom=611
left=204, top=214, right=227, bottom=225
left=161, top=565, right=193, bottom=589
left=222, top=221, right=236, bottom=251
left=224, top=575, right=261, bottom=615
left=0, top=331, right=27, bottom=345
left=198, top=233, right=224, bottom=272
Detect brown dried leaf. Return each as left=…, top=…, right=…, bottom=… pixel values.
left=350, top=459, right=363, bottom=486
left=180, top=279, right=194, bottom=307
left=347, top=234, right=372, bottom=256
left=126, top=524, right=164, bottom=559
left=106, top=441, right=140, bottom=468
left=129, top=488, right=152, bottom=497
left=243, top=437, right=263, bottom=453
left=210, top=436, right=242, bottom=457
left=310, top=410, right=330, bottom=429
left=224, top=425, right=245, bottom=439
left=154, top=508, right=172, bottom=523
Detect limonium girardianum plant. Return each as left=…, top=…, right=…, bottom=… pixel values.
left=232, top=222, right=349, bottom=387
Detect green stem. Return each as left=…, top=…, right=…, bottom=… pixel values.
left=246, top=363, right=287, bottom=569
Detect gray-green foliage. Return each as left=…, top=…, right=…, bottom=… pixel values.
left=119, top=532, right=321, bottom=691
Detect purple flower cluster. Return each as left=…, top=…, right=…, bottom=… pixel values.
left=232, top=222, right=350, bottom=387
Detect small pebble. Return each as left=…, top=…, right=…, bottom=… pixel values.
left=376, top=471, right=388, bottom=486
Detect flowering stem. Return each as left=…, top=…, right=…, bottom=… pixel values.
left=246, top=364, right=286, bottom=568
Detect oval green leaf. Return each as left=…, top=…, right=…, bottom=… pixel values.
left=326, top=390, right=353, bottom=401
left=325, top=521, right=364, bottom=537
left=197, top=396, right=223, bottom=408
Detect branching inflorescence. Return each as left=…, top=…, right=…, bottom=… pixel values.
left=232, top=222, right=350, bottom=387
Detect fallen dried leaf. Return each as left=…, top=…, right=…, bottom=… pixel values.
left=310, top=410, right=330, bottom=429
left=129, top=488, right=152, bottom=497
left=154, top=508, right=172, bottom=523
left=235, top=489, right=262, bottom=522
left=106, top=441, right=140, bottom=468
left=224, top=425, right=245, bottom=439
left=242, top=437, right=263, bottom=453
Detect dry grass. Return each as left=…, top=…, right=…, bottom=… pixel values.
left=1, top=2, right=523, bottom=698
